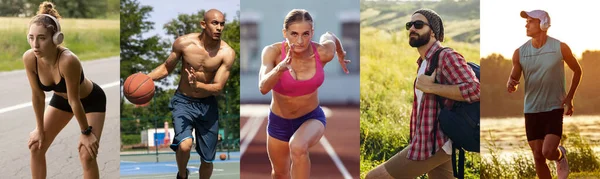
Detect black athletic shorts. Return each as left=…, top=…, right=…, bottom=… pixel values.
left=49, top=82, right=106, bottom=113
left=524, top=108, right=564, bottom=141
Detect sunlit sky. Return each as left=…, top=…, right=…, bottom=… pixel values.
left=481, top=0, right=600, bottom=59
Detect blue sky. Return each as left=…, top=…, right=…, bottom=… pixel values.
left=139, top=0, right=240, bottom=39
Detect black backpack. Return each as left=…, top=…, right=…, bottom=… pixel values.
left=425, top=47, right=480, bottom=179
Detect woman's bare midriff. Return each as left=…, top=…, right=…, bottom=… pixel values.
left=52, top=79, right=93, bottom=100
left=270, top=91, right=319, bottom=119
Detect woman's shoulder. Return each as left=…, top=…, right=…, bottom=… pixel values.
left=263, top=42, right=284, bottom=57
left=22, top=49, right=37, bottom=70
left=22, top=49, right=35, bottom=61
left=314, top=41, right=334, bottom=60
left=58, top=49, right=82, bottom=71
left=314, top=41, right=329, bottom=52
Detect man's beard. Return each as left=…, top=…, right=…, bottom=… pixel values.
left=409, top=31, right=431, bottom=47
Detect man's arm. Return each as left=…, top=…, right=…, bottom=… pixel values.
left=507, top=49, right=522, bottom=93
left=193, top=47, right=235, bottom=95
left=416, top=50, right=480, bottom=103
left=561, top=42, right=582, bottom=100
left=561, top=42, right=582, bottom=116
left=147, top=38, right=184, bottom=81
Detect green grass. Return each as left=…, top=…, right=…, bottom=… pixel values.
left=360, top=25, right=480, bottom=178
left=481, top=130, right=600, bottom=178
left=0, top=17, right=119, bottom=71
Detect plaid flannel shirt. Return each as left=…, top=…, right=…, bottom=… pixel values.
left=407, top=41, right=480, bottom=160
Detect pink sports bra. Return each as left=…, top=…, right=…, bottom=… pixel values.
left=272, top=41, right=325, bottom=96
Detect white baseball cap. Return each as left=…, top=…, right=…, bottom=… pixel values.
left=520, top=10, right=551, bottom=30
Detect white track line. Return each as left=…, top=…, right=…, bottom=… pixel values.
left=239, top=116, right=253, bottom=139
left=320, top=137, right=352, bottom=179
left=0, top=81, right=120, bottom=114
left=240, top=114, right=265, bottom=156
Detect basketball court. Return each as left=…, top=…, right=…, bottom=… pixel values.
left=120, top=151, right=240, bottom=178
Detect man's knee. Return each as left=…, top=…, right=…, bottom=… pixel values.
left=532, top=149, right=546, bottom=162
left=542, top=147, right=557, bottom=160
left=365, top=165, right=393, bottom=179
left=201, top=159, right=213, bottom=168
left=178, top=139, right=193, bottom=153
left=365, top=170, right=377, bottom=179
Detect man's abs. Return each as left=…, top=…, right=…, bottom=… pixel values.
left=178, top=67, right=218, bottom=98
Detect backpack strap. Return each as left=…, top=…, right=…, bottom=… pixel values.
left=458, top=148, right=466, bottom=178
left=452, top=145, right=458, bottom=178
left=429, top=47, right=451, bottom=155
left=428, top=47, right=451, bottom=108
left=428, top=47, right=451, bottom=109
left=425, top=47, right=450, bottom=76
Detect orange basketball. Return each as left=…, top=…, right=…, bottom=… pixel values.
left=219, top=153, right=226, bottom=160
left=123, top=73, right=155, bottom=105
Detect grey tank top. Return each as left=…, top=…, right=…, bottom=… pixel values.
left=519, top=36, right=566, bottom=113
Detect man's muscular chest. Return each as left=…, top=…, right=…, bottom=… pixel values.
left=181, top=43, right=223, bottom=72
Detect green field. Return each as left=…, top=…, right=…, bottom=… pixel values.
left=0, top=17, right=119, bottom=71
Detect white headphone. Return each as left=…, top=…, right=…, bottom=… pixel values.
left=539, top=12, right=551, bottom=31
left=31, top=14, right=64, bottom=45
left=540, top=21, right=550, bottom=31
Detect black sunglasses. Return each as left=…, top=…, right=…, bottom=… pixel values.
left=405, top=20, right=430, bottom=30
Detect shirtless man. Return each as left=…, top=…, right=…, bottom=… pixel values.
left=146, top=9, right=236, bottom=179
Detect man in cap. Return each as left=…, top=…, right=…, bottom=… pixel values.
left=507, top=10, right=581, bottom=179
left=365, top=9, right=480, bottom=179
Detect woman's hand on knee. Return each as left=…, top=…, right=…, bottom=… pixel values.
left=28, top=128, right=44, bottom=150
left=78, top=132, right=99, bottom=159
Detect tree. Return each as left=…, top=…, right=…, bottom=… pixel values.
left=220, top=11, right=241, bottom=142
left=119, top=0, right=171, bottom=141
left=0, top=0, right=25, bottom=16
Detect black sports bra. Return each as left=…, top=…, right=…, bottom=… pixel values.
left=35, top=48, right=85, bottom=93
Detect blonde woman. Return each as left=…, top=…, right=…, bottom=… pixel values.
left=258, top=9, right=350, bottom=178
